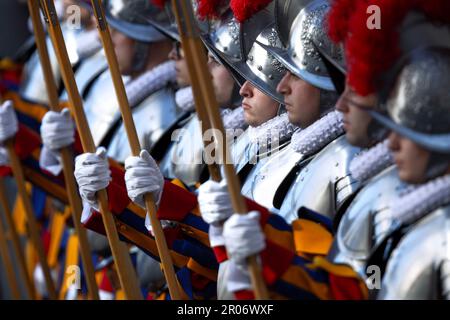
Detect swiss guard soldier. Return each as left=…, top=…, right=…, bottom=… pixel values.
left=329, top=0, right=450, bottom=299
left=370, top=47, right=450, bottom=300
left=197, top=3, right=296, bottom=299
left=199, top=2, right=296, bottom=209
left=86, top=0, right=182, bottom=162
left=323, top=0, right=450, bottom=293
left=319, top=0, right=403, bottom=282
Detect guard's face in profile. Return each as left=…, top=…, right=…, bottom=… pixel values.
left=336, top=84, right=378, bottom=148
left=240, top=81, right=279, bottom=127
left=388, top=132, right=431, bottom=184
left=110, top=27, right=137, bottom=76
left=277, top=71, right=321, bottom=128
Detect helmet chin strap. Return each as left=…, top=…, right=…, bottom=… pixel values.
left=319, top=88, right=338, bottom=116
left=131, top=41, right=151, bottom=74
left=277, top=103, right=286, bottom=116
left=425, top=153, right=450, bottom=181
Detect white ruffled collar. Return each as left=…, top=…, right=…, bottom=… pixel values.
left=247, top=113, right=298, bottom=150
left=388, top=174, right=450, bottom=227
left=125, top=61, right=177, bottom=107
left=221, top=106, right=247, bottom=131
left=290, top=110, right=344, bottom=157
left=350, top=139, right=394, bottom=183
left=175, top=86, right=196, bottom=112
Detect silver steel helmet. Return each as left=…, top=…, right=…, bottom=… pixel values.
left=147, top=0, right=213, bottom=42
left=369, top=47, right=450, bottom=178
left=103, top=0, right=169, bottom=43
left=258, top=0, right=343, bottom=91
left=206, top=3, right=287, bottom=104
left=202, top=10, right=243, bottom=70
left=201, top=9, right=245, bottom=106
left=143, top=0, right=180, bottom=42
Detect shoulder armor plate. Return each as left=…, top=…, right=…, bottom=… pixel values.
left=328, top=166, right=404, bottom=278
left=20, top=25, right=86, bottom=104
left=378, top=206, right=450, bottom=299
left=106, top=87, right=181, bottom=163
left=277, top=136, right=360, bottom=222
left=159, top=114, right=206, bottom=188
left=241, top=145, right=302, bottom=211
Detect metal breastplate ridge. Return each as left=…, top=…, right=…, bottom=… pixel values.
left=378, top=205, right=450, bottom=299
left=328, top=166, right=405, bottom=279
left=277, top=135, right=360, bottom=223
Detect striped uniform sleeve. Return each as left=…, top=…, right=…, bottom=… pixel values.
left=232, top=207, right=368, bottom=300
left=83, top=164, right=220, bottom=299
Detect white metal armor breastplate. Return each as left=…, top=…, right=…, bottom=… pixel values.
left=277, top=136, right=361, bottom=223
left=328, top=166, right=405, bottom=278
left=241, top=144, right=302, bottom=210
left=82, top=70, right=126, bottom=146
left=378, top=205, right=450, bottom=299
left=229, top=127, right=253, bottom=175
left=159, top=114, right=205, bottom=188
left=60, top=50, right=108, bottom=101
left=106, top=87, right=180, bottom=163
left=20, top=25, right=83, bottom=105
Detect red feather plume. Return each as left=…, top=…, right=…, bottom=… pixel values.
left=151, top=0, right=169, bottom=9
left=197, top=0, right=229, bottom=20
left=330, top=0, right=450, bottom=96
left=230, top=0, right=272, bottom=22
left=327, top=0, right=363, bottom=43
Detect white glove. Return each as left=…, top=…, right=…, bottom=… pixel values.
left=124, top=150, right=164, bottom=209
left=39, top=146, right=63, bottom=176
left=223, top=211, right=266, bottom=264
left=0, top=147, right=8, bottom=166
left=197, top=179, right=233, bottom=226
left=208, top=224, right=225, bottom=247
left=227, top=260, right=252, bottom=293
left=74, top=147, right=111, bottom=208
left=40, top=108, right=75, bottom=150
left=0, top=100, right=18, bottom=142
